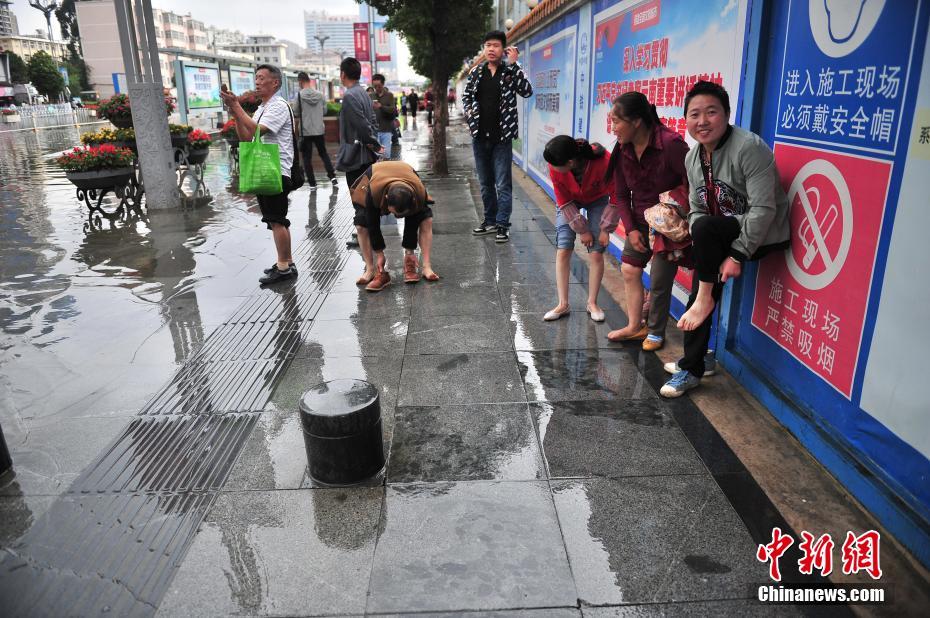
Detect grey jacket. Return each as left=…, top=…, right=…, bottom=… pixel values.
left=294, top=87, right=326, bottom=137
left=336, top=84, right=380, bottom=172
left=686, top=126, right=791, bottom=261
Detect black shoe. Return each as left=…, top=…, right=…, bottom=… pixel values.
left=495, top=226, right=510, bottom=243
left=330, top=177, right=339, bottom=186
left=346, top=233, right=359, bottom=248
left=472, top=222, right=497, bottom=235
left=259, top=266, right=297, bottom=285
left=263, top=262, right=295, bottom=275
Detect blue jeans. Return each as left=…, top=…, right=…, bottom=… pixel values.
left=472, top=138, right=513, bottom=228
left=378, top=131, right=393, bottom=159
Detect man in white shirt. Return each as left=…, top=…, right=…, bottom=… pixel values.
left=220, top=64, right=298, bottom=285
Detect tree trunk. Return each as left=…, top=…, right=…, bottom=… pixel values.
left=429, top=0, right=449, bottom=176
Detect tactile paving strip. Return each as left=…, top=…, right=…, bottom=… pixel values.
left=69, top=413, right=259, bottom=494
left=1, top=492, right=216, bottom=616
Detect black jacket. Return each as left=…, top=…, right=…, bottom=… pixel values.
left=462, top=60, right=533, bottom=142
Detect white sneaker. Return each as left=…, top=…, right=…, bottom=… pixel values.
left=664, top=356, right=716, bottom=377
left=660, top=370, right=701, bottom=398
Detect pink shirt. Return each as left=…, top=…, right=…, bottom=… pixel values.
left=609, top=124, right=689, bottom=233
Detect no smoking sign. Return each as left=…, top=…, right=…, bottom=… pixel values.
left=751, top=143, right=891, bottom=398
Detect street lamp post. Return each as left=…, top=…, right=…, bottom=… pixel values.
left=314, top=34, right=329, bottom=78
left=28, top=0, right=58, bottom=42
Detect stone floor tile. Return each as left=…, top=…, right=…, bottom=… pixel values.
left=298, top=317, right=408, bottom=358
left=517, top=349, right=657, bottom=402
left=412, top=282, right=504, bottom=317
left=511, top=312, right=616, bottom=351
left=530, top=400, right=705, bottom=479
left=157, top=488, right=383, bottom=617
left=499, top=284, right=596, bottom=315
left=389, top=403, right=545, bottom=482
left=552, top=476, right=768, bottom=605
left=367, top=481, right=577, bottom=612
left=317, top=287, right=413, bottom=321
left=406, top=314, right=514, bottom=355
left=398, top=353, right=527, bottom=406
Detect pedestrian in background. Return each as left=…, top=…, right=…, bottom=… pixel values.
left=462, top=30, right=534, bottom=243
left=370, top=74, right=397, bottom=159
left=335, top=57, right=382, bottom=190
left=294, top=71, right=337, bottom=190
left=407, top=90, right=419, bottom=130
left=661, top=81, right=790, bottom=398
left=425, top=88, right=435, bottom=126
left=220, top=64, right=298, bottom=285
left=543, top=136, right=619, bottom=324
left=604, top=92, right=689, bottom=351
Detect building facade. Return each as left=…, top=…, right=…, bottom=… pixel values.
left=0, top=0, right=18, bottom=37
left=153, top=10, right=209, bottom=52
left=223, top=35, right=288, bottom=67
left=0, top=33, right=68, bottom=62
left=303, top=11, right=354, bottom=56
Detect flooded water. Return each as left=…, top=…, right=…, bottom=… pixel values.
left=0, top=128, right=281, bottom=486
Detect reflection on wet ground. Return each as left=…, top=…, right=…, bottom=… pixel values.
left=0, top=118, right=830, bottom=615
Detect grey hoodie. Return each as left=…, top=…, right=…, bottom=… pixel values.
left=686, top=125, right=791, bottom=261
left=294, top=87, right=326, bottom=137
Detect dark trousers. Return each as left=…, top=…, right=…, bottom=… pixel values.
left=299, top=135, right=335, bottom=185
left=345, top=166, right=368, bottom=190
left=680, top=216, right=741, bottom=378
left=472, top=139, right=513, bottom=228
left=362, top=207, right=431, bottom=252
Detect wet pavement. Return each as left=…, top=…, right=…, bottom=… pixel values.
left=0, top=116, right=853, bottom=616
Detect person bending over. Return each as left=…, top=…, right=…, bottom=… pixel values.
left=351, top=161, right=439, bottom=292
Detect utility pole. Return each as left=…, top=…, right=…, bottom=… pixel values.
left=367, top=3, right=378, bottom=76
left=28, top=0, right=58, bottom=42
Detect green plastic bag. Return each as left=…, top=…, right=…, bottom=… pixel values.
left=239, top=130, right=282, bottom=195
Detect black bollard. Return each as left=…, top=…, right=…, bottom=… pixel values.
left=299, top=379, right=385, bottom=485
left=0, top=421, right=12, bottom=478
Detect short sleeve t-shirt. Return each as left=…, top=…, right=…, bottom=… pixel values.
left=252, top=94, right=294, bottom=176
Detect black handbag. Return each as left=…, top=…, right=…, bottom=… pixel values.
left=287, top=103, right=305, bottom=189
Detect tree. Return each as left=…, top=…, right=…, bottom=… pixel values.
left=365, top=0, right=493, bottom=176
left=8, top=52, right=29, bottom=84
left=62, top=54, right=91, bottom=92
left=27, top=51, right=65, bottom=99
left=55, top=0, right=82, bottom=57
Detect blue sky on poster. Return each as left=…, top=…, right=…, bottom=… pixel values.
left=588, top=0, right=747, bottom=146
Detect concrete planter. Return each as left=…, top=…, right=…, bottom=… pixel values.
left=2, top=114, right=21, bottom=123
left=186, top=147, right=209, bottom=165
left=324, top=116, right=339, bottom=143
left=65, top=168, right=134, bottom=190
left=109, top=117, right=133, bottom=129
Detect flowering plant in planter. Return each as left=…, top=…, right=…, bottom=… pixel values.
left=1, top=109, right=18, bottom=116
left=187, top=129, right=212, bottom=149
left=169, top=123, right=193, bottom=136
left=98, top=94, right=176, bottom=124
left=220, top=119, right=239, bottom=140
left=56, top=144, right=135, bottom=172
left=238, top=91, right=262, bottom=115
left=80, top=128, right=119, bottom=145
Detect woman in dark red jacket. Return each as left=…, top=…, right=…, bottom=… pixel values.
left=543, top=136, right=621, bottom=323
left=605, top=92, right=689, bottom=351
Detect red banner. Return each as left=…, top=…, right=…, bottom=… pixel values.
left=353, top=23, right=370, bottom=62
